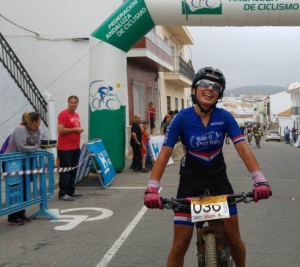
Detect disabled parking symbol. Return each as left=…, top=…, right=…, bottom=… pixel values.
left=50, top=207, right=113, bottom=231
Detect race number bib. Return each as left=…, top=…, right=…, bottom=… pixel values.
left=190, top=196, right=230, bottom=222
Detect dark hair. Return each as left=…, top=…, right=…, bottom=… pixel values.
left=68, top=95, right=79, bottom=102
left=142, top=121, right=149, bottom=125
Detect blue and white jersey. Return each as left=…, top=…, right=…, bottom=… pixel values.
left=163, top=107, right=244, bottom=165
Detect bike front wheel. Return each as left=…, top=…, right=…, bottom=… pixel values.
left=204, top=233, right=218, bottom=267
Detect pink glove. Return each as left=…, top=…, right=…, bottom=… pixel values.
left=253, top=182, right=271, bottom=202
left=144, top=187, right=163, bottom=209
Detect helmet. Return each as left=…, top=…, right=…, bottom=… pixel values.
left=192, top=67, right=226, bottom=100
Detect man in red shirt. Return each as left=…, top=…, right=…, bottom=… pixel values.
left=57, top=95, right=84, bottom=201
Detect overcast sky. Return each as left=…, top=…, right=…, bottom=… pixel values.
left=187, top=26, right=300, bottom=90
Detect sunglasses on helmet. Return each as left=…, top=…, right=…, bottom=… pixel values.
left=196, top=79, right=222, bottom=93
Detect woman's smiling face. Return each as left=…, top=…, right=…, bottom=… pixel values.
left=196, top=84, right=219, bottom=107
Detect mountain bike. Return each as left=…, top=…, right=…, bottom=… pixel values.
left=247, top=133, right=252, bottom=145
left=161, top=190, right=254, bottom=267
left=254, top=133, right=261, bottom=148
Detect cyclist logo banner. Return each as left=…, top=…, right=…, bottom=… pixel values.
left=89, top=80, right=122, bottom=112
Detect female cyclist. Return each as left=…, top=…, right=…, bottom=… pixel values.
left=143, top=67, right=271, bottom=267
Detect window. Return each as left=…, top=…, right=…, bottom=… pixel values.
left=181, top=99, right=184, bottom=110
left=167, top=96, right=171, bottom=113
left=148, top=86, right=153, bottom=103
left=175, top=97, right=178, bottom=110
left=133, top=82, right=145, bottom=120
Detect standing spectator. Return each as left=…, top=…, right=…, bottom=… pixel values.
left=161, top=116, right=172, bottom=135
left=149, top=102, right=156, bottom=135
left=225, top=133, right=230, bottom=144
left=284, top=126, right=291, bottom=144
left=5, top=112, right=41, bottom=225
left=57, top=96, right=84, bottom=201
left=130, top=114, right=142, bottom=172
left=263, top=124, right=266, bottom=134
left=141, top=121, right=150, bottom=173
left=291, top=127, right=298, bottom=143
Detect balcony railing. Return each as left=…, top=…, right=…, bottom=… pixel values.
left=0, top=32, right=48, bottom=126
left=292, top=106, right=300, bottom=115
left=174, top=56, right=195, bottom=80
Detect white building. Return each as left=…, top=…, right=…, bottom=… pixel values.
left=287, top=82, right=300, bottom=130
left=269, top=91, right=292, bottom=124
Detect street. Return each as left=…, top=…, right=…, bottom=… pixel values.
left=0, top=138, right=299, bottom=267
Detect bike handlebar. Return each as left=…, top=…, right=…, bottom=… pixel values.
left=161, top=191, right=255, bottom=210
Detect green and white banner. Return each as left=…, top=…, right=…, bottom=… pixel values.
left=92, top=0, right=155, bottom=52
left=145, top=0, right=300, bottom=26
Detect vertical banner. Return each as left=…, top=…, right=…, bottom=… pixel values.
left=89, top=0, right=155, bottom=172
left=92, top=0, right=155, bottom=53
left=149, top=135, right=174, bottom=166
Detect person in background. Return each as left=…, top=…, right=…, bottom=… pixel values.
left=225, top=133, right=230, bottom=144
left=161, top=116, right=172, bottom=135
left=141, top=121, right=150, bottom=173
left=5, top=112, right=41, bottom=225
left=161, top=110, right=174, bottom=129
left=240, top=123, right=245, bottom=136
left=284, top=126, right=291, bottom=144
left=130, top=114, right=142, bottom=172
left=149, top=102, right=156, bottom=135
left=57, top=95, right=84, bottom=201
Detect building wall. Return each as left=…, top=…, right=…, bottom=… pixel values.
left=127, top=61, right=158, bottom=124
left=0, top=0, right=124, bottom=145
left=269, top=91, right=292, bottom=122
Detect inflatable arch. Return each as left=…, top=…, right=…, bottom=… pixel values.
left=89, top=0, right=300, bottom=171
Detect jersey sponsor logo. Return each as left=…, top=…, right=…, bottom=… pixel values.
left=210, top=121, right=224, bottom=126
left=189, top=131, right=223, bottom=150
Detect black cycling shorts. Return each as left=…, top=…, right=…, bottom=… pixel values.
left=174, top=170, right=237, bottom=227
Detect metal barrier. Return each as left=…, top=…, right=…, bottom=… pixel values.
left=0, top=151, right=59, bottom=220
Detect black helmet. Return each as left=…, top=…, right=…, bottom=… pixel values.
left=192, top=67, right=226, bottom=99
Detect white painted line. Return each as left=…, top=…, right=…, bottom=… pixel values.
left=96, top=188, right=163, bottom=267
left=107, top=187, right=146, bottom=189
left=76, top=187, right=146, bottom=190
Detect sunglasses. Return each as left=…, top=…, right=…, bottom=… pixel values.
left=196, top=79, right=222, bottom=93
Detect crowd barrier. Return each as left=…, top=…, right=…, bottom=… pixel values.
left=0, top=151, right=59, bottom=220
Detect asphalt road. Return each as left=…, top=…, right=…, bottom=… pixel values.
left=0, top=138, right=299, bottom=267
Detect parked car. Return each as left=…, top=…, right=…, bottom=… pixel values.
left=265, top=130, right=281, bottom=142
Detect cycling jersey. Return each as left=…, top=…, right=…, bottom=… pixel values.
left=163, top=106, right=245, bottom=167
left=164, top=107, right=244, bottom=226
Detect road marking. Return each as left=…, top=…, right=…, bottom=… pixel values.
left=50, top=207, right=113, bottom=230
left=96, top=188, right=163, bottom=267
left=75, top=186, right=146, bottom=190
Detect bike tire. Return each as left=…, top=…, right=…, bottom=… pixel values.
left=224, top=246, right=235, bottom=267
left=204, top=233, right=218, bottom=267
